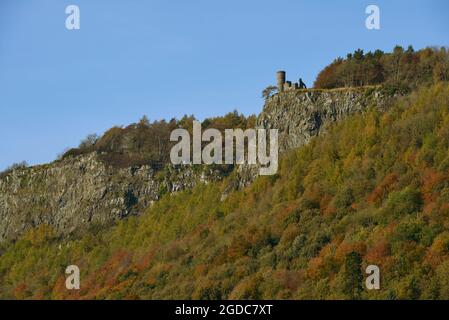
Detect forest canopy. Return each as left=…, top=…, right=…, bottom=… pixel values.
left=2, top=84, right=449, bottom=299
left=61, top=111, right=256, bottom=169
left=314, top=46, right=449, bottom=90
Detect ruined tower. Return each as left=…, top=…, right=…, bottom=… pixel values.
left=276, top=70, right=286, bottom=93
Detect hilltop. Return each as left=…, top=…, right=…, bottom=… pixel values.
left=0, top=86, right=392, bottom=242
left=1, top=82, right=449, bottom=299
left=1, top=46, right=449, bottom=299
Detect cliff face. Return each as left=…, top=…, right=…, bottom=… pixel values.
left=0, top=87, right=394, bottom=241
left=0, top=153, right=223, bottom=242
left=227, top=87, right=395, bottom=189
left=257, top=87, right=392, bottom=152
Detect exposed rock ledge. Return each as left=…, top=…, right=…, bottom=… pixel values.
left=0, top=153, right=223, bottom=241
left=0, top=87, right=396, bottom=241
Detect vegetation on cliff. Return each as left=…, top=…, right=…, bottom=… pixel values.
left=314, top=46, right=449, bottom=91
left=61, top=111, right=256, bottom=169
left=1, top=83, right=449, bottom=299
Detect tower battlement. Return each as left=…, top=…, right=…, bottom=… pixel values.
left=276, top=70, right=306, bottom=93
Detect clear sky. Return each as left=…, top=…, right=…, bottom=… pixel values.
left=0, top=0, right=448, bottom=170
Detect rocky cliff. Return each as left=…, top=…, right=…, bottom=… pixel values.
left=0, top=86, right=395, bottom=241
left=257, top=87, right=393, bottom=152
left=0, top=153, right=224, bottom=242
left=229, top=87, right=395, bottom=189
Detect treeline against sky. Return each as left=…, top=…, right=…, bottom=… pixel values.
left=314, top=46, right=449, bottom=91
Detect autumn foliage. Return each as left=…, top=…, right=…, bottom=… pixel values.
left=1, top=81, right=449, bottom=300
left=314, top=46, right=449, bottom=91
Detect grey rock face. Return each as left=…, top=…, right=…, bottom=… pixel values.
left=0, top=153, right=223, bottom=241
left=226, top=87, right=395, bottom=190
left=0, top=87, right=393, bottom=242
left=257, top=88, right=391, bottom=153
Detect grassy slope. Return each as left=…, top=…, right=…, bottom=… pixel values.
left=1, top=83, right=449, bottom=299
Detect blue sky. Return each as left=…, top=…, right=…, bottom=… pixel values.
left=0, top=0, right=448, bottom=170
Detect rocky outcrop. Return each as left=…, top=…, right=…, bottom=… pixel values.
left=258, top=87, right=393, bottom=153
left=0, top=153, right=224, bottom=242
left=0, top=86, right=395, bottom=242
left=227, top=87, right=396, bottom=190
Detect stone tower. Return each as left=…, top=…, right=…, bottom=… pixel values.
left=276, top=71, right=286, bottom=93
